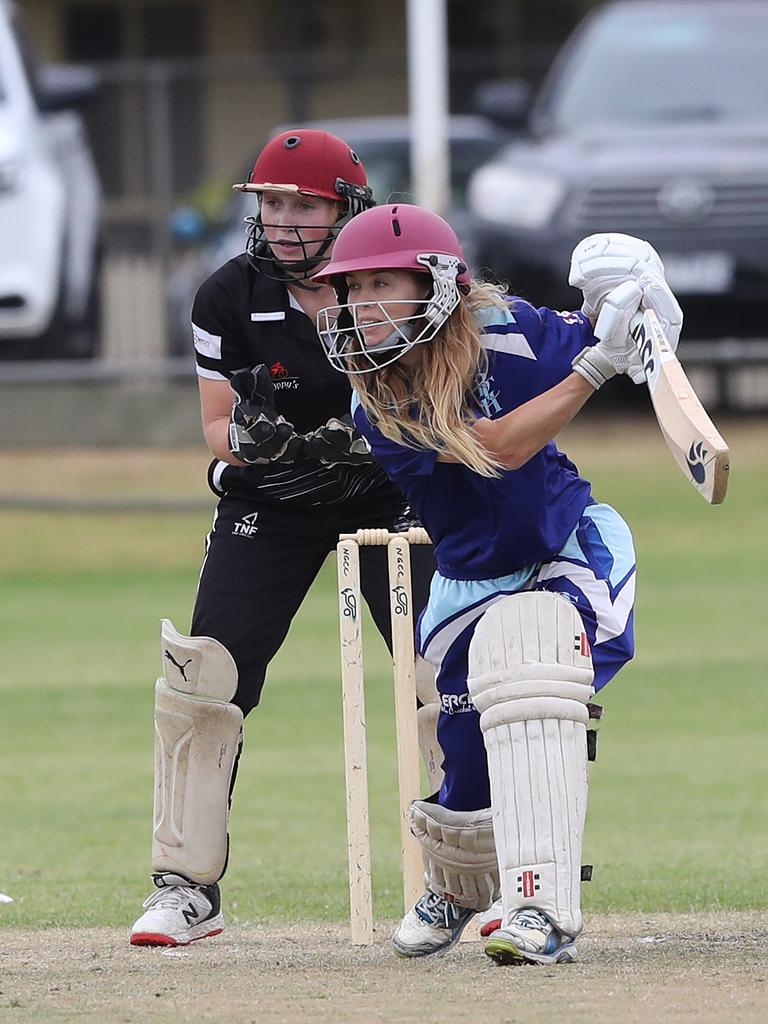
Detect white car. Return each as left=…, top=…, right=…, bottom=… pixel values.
left=0, top=0, right=101, bottom=358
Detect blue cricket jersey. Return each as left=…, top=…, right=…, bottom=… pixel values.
left=351, top=299, right=597, bottom=581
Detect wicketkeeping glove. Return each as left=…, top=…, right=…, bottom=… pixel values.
left=393, top=503, right=424, bottom=534
left=228, top=365, right=303, bottom=464
left=302, top=414, right=374, bottom=466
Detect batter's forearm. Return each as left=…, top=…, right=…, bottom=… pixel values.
left=474, top=373, right=595, bottom=470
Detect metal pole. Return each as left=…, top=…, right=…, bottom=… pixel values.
left=147, top=62, right=174, bottom=269
left=146, top=61, right=173, bottom=351
left=406, top=0, right=450, bottom=216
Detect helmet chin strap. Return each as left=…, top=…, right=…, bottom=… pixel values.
left=357, top=255, right=462, bottom=353
left=247, top=228, right=336, bottom=284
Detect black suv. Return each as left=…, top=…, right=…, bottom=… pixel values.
left=467, top=0, right=768, bottom=343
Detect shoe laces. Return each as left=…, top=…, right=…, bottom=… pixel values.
left=142, top=885, right=209, bottom=911
left=414, top=891, right=462, bottom=929
left=512, top=908, right=552, bottom=932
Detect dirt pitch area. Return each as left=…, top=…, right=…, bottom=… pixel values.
left=1, top=912, right=766, bottom=1024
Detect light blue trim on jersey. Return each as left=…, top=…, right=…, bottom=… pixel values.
left=350, top=388, right=361, bottom=416
left=584, top=502, right=635, bottom=589
left=474, top=304, right=537, bottom=361
left=474, top=304, right=517, bottom=328
left=557, top=502, right=635, bottom=591
left=419, top=502, right=635, bottom=674
left=534, top=502, right=636, bottom=646
left=419, top=563, right=539, bottom=668
left=480, top=331, right=536, bottom=360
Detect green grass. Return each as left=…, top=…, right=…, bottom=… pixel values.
left=1, top=426, right=766, bottom=929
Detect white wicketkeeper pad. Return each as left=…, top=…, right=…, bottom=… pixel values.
left=467, top=592, right=594, bottom=937
left=409, top=800, right=499, bottom=911
left=152, top=619, right=243, bottom=885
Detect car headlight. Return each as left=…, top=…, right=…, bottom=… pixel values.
left=468, top=164, right=566, bottom=230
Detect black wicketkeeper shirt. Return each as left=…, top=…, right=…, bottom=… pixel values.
left=191, top=253, right=404, bottom=511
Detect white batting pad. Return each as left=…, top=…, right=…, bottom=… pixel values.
left=409, top=800, right=499, bottom=911
left=152, top=622, right=243, bottom=884
left=468, top=592, right=594, bottom=937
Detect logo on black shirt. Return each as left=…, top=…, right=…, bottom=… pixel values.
left=233, top=511, right=260, bottom=538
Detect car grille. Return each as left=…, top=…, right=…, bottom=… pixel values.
left=566, top=177, right=768, bottom=233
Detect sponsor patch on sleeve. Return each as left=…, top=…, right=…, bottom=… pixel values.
left=192, top=322, right=223, bottom=360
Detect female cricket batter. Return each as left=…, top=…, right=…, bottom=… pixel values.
left=313, top=204, right=682, bottom=965
left=129, top=134, right=436, bottom=947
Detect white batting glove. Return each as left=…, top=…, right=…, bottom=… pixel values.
left=572, top=280, right=643, bottom=389
left=569, top=233, right=665, bottom=317
left=569, top=232, right=684, bottom=363
left=639, top=271, right=683, bottom=351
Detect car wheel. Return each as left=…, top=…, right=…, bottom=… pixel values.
left=33, top=264, right=68, bottom=360
left=58, top=240, right=104, bottom=360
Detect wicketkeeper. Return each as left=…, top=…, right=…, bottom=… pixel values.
left=129, top=131, right=438, bottom=947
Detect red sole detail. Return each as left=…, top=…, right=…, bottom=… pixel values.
left=130, top=933, right=181, bottom=946
left=130, top=928, right=223, bottom=947
left=480, top=919, right=502, bottom=938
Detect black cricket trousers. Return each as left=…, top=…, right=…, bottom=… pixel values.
left=190, top=494, right=436, bottom=715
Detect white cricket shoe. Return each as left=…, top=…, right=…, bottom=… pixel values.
left=392, top=891, right=476, bottom=958
left=130, top=879, right=224, bottom=947
left=484, top=907, right=577, bottom=965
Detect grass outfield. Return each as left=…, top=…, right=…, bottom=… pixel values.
left=0, top=419, right=766, bottom=931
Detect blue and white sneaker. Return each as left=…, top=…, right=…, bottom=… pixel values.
left=392, top=891, right=476, bottom=958
left=484, top=908, right=577, bottom=965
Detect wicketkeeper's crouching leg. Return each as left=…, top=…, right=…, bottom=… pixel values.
left=130, top=620, right=243, bottom=947
left=468, top=591, right=594, bottom=965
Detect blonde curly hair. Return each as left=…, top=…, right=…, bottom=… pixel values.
left=352, top=281, right=509, bottom=477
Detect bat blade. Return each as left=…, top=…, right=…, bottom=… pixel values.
left=631, top=309, right=730, bottom=504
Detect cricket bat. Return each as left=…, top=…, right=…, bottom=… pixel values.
left=630, top=309, right=729, bottom=504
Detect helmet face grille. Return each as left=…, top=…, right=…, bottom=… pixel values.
left=312, top=205, right=469, bottom=373
left=245, top=215, right=344, bottom=283
left=316, top=250, right=463, bottom=375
